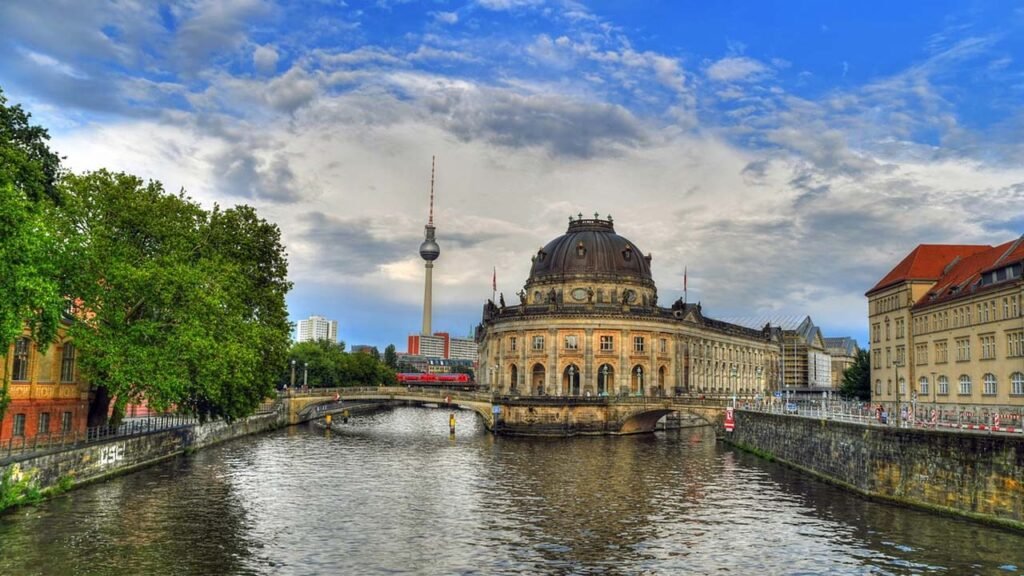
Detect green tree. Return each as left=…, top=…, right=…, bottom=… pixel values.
left=0, top=88, right=64, bottom=423
left=58, top=170, right=291, bottom=424
left=840, top=348, right=871, bottom=401
left=383, top=344, right=398, bottom=369
left=0, top=87, right=63, bottom=204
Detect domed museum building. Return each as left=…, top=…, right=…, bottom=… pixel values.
left=477, top=215, right=780, bottom=398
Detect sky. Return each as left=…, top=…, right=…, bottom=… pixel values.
left=1, top=1, right=1022, bottom=351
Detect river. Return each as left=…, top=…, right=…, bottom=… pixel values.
left=2, top=406, right=1023, bottom=575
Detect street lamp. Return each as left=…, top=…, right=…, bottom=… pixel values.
left=756, top=366, right=763, bottom=402
left=303, top=362, right=308, bottom=389
left=730, top=364, right=738, bottom=407
left=290, top=359, right=296, bottom=390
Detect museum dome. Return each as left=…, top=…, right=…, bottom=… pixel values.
left=526, top=214, right=653, bottom=287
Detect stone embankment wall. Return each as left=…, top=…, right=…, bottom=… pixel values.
left=5, top=408, right=286, bottom=494
left=727, top=410, right=1024, bottom=530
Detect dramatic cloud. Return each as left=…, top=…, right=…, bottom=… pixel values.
left=4, top=0, right=1021, bottom=348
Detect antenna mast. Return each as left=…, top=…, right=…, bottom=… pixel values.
left=428, top=155, right=435, bottom=226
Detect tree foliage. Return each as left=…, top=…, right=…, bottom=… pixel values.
left=0, top=87, right=62, bottom=204
left=285, top=340, right=396, bottom=388
left=0, top=88, right=64, bottom=423
left=383, top=344, right=398, bottom=369
left=840, top=348, right=871, bottom=401
left=58, top=170, right=292, bottom=424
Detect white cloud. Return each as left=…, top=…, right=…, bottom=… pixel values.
left=706, top=56, right=769, bottom=82
left=433, top=11, right=459, bottom=24
left=253, top=44, right=280, bottom=74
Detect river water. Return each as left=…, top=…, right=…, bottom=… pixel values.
left=2, top=406, right=1023, bottom=575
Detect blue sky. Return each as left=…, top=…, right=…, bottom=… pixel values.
left=2, top=1, right=1023, bottom=351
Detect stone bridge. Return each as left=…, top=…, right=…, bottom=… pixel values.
left=286, top=387, right=730, bottom=436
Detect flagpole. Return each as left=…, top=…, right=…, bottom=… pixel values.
left=492, top=266, right=496, bottom=303
left=684, top=266, right=687, bottom=304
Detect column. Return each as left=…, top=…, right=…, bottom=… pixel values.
left=584, top=327, right=594, bottom=394
left=548, top=327, right=558, bottom=395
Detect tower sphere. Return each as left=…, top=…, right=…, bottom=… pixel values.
left=420, top=235, right=440, bottom=261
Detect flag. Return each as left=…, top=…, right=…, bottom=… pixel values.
left=492, top=267, right=496, bottom=292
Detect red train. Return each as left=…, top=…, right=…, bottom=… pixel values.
left=396, top=372, right=477, bottom=390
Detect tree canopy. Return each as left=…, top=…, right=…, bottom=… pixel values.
left=0, top=89, right=65, bottom=422
left=58, top=170, right=292, bottom=424
left=285, top=340, right=396, bottom=388
left=839, top=348, right=871, bottom=401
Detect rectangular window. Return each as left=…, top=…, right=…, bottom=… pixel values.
left=633, top=336, right=645, bottom=353
left=895, top=346, right=905, bottom=366
left=531, top=335, right=544, bottom=351
left=920, top=379, right=929, bottom=395
left=659, top=338, right=667, bottom=354
left=937, top=378, right=949, bottom=395
left=38, top=412, right=50, bottom=435
left=983, top=375, right=997, bottom=396
left=1013, top=374, right=1024, bottom=396
left=872, top=323, right=880, bottom=343
left=600, top=335, right=614, bottom=352
left=896, top=318, right=904, bottom=339
left=12, top=337, right=30, bottom=381
left=13, top=414, right=26, bottom=437
left=508, top=336, right=517, bottom=352
left=959, top=377, right=972, bottom=396
left=980, top=334, right=996, bottom=360
left=885, top=347, right=891, bottom=368
left=915, top=343, right=928, bottom=365
left=60, top=343, right=76, bottom=383
left=1008, top=331, right=1024, bottom=358
left=935, top=341, right=948, bottom=363
left=955, top=337, right=970, bottom=362
left=62, top=411, right=73, bottom=433
left=873, top=349, right=881, bottom=369
left=564, top=335, right=578, bottom=350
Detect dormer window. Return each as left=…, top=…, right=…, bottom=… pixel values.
left=537, top=249, right=547, bottom=262
left=622, top=245, right=633, bottom=261
left=576, top=242, right=586, bottom=258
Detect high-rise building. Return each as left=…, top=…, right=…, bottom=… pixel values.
left=296, top=315, right=338, bottom=343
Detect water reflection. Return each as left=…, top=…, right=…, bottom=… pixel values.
left=1, top=406, right=1022, bottom=575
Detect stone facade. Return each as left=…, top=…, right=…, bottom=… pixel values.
left=1, top=324, right=90, bottom=442
left=867, top=239, right=1024, bottom=412
left=727, top=410, right=1024, bottom=529
left=477, top=216, right=780, bottom=399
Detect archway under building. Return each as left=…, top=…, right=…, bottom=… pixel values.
left=563, top=364, right=581, bottom=396
left=597, top=363, right=614, bottom=396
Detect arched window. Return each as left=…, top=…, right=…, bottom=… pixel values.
left=597, top=364, right=614, bottom=396
left=1011, top=372, right=1024, bottom=396
left=918, top=376, right=929, bottom=396
left=509, top=364, right=518, bottom=392
left=531, top=363, right=545, bottom=395
left=563, top=364, right=581, bottom=396
left=937, top=375, right=949, bottom=395
left=959, top=375, right=972, bottom=396
left=875, top=379, right=881, bottom=395
left=983, top=373, right=997, bottom=396
left=631, top=365, right=645, bottom=396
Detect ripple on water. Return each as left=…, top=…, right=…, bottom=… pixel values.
left=2, top=407, right=1024, bottom=575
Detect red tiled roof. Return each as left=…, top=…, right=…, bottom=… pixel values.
left=866, top=244, right=991, bottom=296
left=916, top=236, right=1024, bottom=308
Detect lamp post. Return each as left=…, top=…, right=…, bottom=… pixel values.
left=756, top=366, right=763, bottom=404
left=568, top=365, right=576, bottom=396
left=290, top=359, right=296, bottom=390
left=730, top=364, right=738, bottom=408
left=303, top=362, right=308, bottom=389
left=894, top=358, right=903, bottom=427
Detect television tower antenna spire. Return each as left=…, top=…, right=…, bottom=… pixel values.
left=428, top=155, right=435, bottom=226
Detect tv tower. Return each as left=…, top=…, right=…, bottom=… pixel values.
left=419, top=156, right=440, bottom=336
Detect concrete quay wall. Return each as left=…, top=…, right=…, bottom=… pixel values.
left=727, top=410, right=1024, bottom=530
left=4, top=409, right=287, bottom=496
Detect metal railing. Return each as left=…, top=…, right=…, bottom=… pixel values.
left=742, top=398, right=1024, bottom=434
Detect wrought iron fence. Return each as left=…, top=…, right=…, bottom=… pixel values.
left=0, top=414, right=199, bottom=463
